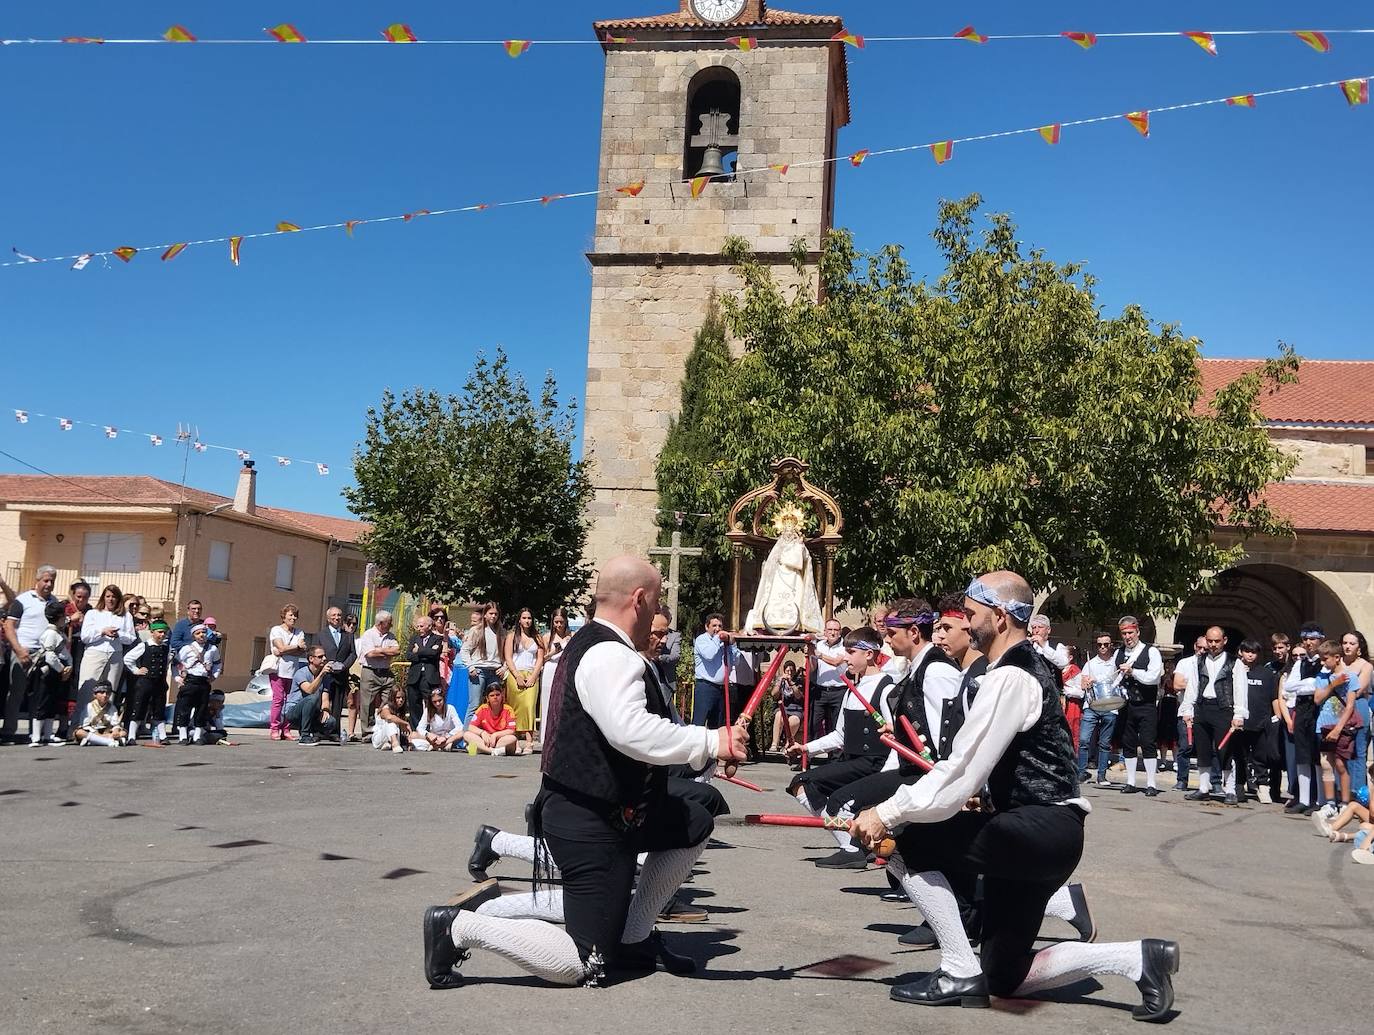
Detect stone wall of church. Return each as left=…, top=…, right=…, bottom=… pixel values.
left=1271, top=428, right=1372, bottom=479
left=583, top=39, right=843, bottom=567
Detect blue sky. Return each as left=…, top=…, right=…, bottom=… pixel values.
left=2, top=1, right=1370, bottom=519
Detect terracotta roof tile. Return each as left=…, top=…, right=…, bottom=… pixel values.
left=594, top=7, right=844, bottom=31
left=1199, top=358, right=1374, bottom=427
left=0, top=474, right=368, bottom=544
left=1261, top=480, right=1374, bottom=535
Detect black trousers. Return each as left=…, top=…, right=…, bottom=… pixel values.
left=173, top=675, right=210, bottom=730
left=541, top=789, right=713, bottom=965
left=1193, top=699, right=1234, bottom=771
left=665, top=773, right=730, bottom=818
left=812, top=686, right=844, bottom=743
left=1293, top=698, right=1319, bottom=767
left=790, top=754, right=883, bottom=811
left=125, top=677, right=163, bottom=730
left=896, top=804, right=1086, bottom=995
left=1120, top=701, right=1158, bottom=758
left=822, top=768, right=907, bottom=817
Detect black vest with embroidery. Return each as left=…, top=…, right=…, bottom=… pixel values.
left=891, top=646, right=960, bottom=775
left=541, top=622, right=672, bottom=824
left=949, top=655, right=991, bottom=749
left=842, top=675, right=893, bottom=759
left=1113, top=643, right=1158, bottom=704
left=986, top=641, right=1079, bottom=812
left=136, top=643, right=170, bottom=686
left=1197, top=653, right=1237, bottom=711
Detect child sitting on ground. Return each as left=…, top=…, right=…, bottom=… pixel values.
left=415, top=686, right=464, bottom=751
left=202, top=691, right=230, bottom=745
left=75, top=681, right=127, bottom=746
left=29, top=599, right=73, bottom=747
left=468, top=685, right=521, bottom=756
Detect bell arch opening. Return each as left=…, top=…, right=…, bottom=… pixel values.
left=682, top=66, right=741, bottom=182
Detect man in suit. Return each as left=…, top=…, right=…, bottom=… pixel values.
left=318, top=607, right=358, bottom=744
left=405, top=615, right=444, bottom=728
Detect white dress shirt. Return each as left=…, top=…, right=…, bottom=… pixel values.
left=1033, top=639, right=1071, bottom=671
left=803, top=671, right=894, bottom=755
left=577, top=619, right=718, bottom=770
left=875, top=644, right=1092, bottom=829
left=178, top=643, right=222, bottom=679
left=913, top=643, right=965, bottom=744
left=1116, top=642, right=1164, bottom=688
left=814, top=641, right=848, bottom=688
left=1180, top=653, right=1248, bottom=721
left=80, top=608, right=136, bottom=655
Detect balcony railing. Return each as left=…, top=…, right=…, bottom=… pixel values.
left=4, top=563, right=179, bottom=607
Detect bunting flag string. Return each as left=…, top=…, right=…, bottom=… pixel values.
left=4, top=73, right=1368, bottom=271
left=10, top=407, right=336, bottom=475
left=4, top=25, right=1371, bottom=51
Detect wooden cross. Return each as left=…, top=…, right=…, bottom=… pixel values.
left=648, top=530, right=703, bottom=630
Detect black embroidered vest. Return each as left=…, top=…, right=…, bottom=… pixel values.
left=1197, top=653, right=1237, bottom=711
left=842, top=675, right=893, bottom=759
left=1113, top=643, right=1158, bottom=704
left=986, top=641, right=1079, bottom=812
left=891, top=646, right=960, bottom=775
left=136, top=643, right=169, bottom=686
left=541, top=622, right=672, bottom=824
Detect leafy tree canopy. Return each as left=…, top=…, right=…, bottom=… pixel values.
left=347, top=350, right=594, bottom=618
left=656, top=195, right=1296, bottom=623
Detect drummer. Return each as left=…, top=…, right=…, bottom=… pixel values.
left=1076, top=632, right=1122, bottom=787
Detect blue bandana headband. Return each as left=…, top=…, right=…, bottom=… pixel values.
left=964, top=578, right=1034, bottom=623
left=849, top=639, right=883, bottom=653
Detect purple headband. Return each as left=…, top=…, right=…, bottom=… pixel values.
left=884, top=611, right=937, bottom=629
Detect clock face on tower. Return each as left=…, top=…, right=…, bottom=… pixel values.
left=691, top=0, right=747, bottom=24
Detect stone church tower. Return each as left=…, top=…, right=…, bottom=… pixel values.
left=583, top=0, right=852, bottom=567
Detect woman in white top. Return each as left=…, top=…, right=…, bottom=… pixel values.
left=77, top=583, right=137, bottom=737
left=268, top=604, right=308, bottom=741
left=462, top=602, right=506, bottom=724
left=415, top=686, right=465, bottom=751
left=503, top=607, right=545, bottom=752
left=539, top=608, right=572, bottom=744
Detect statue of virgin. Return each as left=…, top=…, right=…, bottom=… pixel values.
left=743, top=503, right=825, bottom=634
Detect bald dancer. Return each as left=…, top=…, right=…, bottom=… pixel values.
left=852, top=571, right=1181, bottom=1022
left=422, top=557, right=749, bottom=988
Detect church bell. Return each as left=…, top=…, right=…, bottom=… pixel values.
left=695, top=145, right=727, bottom=179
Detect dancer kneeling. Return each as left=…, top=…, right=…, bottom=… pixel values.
left=851, top=571, right=1181, bottom=1022
left=422, top=556, right=748, bottom=988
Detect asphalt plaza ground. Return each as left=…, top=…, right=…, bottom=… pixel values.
left=0, top=733, right=1367, bottom=1035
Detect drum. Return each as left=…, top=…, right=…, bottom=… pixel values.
left=1087, top=679, right=1126, bottom=713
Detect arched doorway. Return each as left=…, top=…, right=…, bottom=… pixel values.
left=1176, top=563, right=1354, bottom=647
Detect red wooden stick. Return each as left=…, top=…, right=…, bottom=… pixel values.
left=899, top=715, right=929, bottom=756
left=722, top=649, right=731, bottom=728
left=881, top=732, right=933, bottom=771
left=801, top=643, right=812, bottom=772
left=1218, top=727, right=1235, bottom=752
left=739, top=649, right=790, bottom=723
left=1187, top=723, right=1194, bottom=747
left=716, top=772, right=763, bottom=792
left=840, top=672, right=885, bottom=726
left=744, top=813, right=846, bottom=829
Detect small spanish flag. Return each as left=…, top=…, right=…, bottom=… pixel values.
left=1341, top=78, right=1369, bottom=106
left=617, top=180, right=645, bottom=196
left=344, top=220, right=361, bottom=237
left=929, top=140, right=954, bottom=164
left=1294, top=30, right=1331, bottom=54
left=689, top=175, right=710, bottom=199
left=1038, top=123, right=1061, bottom=145
left=1061, top=31, right=1096, bottom=49
left=277, top=221, right=302, bottom=232
left=725, top=36, right=758, bottom=52
left=402, top=209, right=432, bottom=220
left=161, top=243, right=188, bottom=262
left=504, top=40, right=531, bottom=58
left=163, top=25, right=196, bottom=43
left=1181, top=31, right=1217, bottom=56
left=1225, top=94, right=1256, bottom=108
left=382, top=24, right=417, bottom=43
left=954, top=26, right=988, bottom=44
left=1124, top=111, right=1150, bottom=137
left=113, top=246, right=137, bottom=263
left=831, top=30, right=864, bottom=48
left=62, top=37, right=105, bottom=44
left=770, top=163, right=789, bottom=176
left=229, top=236, right=243, bottom=265
left=267, top=24, right=306, bottom=43
left=539, top=195, right=566, bottom=206
left=849, top=149, right=870, bottom=166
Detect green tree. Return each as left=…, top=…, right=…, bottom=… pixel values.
left=656, top=195, right=1297, bottom=621
left=347, top=349, right=594, bottom=617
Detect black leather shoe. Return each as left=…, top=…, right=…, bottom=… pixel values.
left=816, top=848, right=868, bottom=869
left=890, top=968, right=990, bottom=1008
left=1143, top=787, right=1160, bottom=798
left=1184, top=790, right=1209, bottom=801
left=898, top=923, right=939, bottom=948
left=1224, top=793, right=1238, bottom=806
left=1120, top=785, right=1140, bottom=795
left=1067, top=882, right=1096, bottom=942
left=468, top=824, right=500, bottom=881
left=1283, top=799, right=1304, bottom=814
left=617, top=930, right=696, bottom=975
left=1133, top=938, right=1180, bottom=1022
left=423, top=905, right=468, bottom=989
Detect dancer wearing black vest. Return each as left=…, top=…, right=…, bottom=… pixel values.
left=1113, top=617, right=1165, bottom=796
left=123, top=621, right=171, bottom=744
left=1180, top=627, right=1248, bottom=804
left=851, top=571, right=1180, bottom=1022
left=785, top=627, right=895, bottom=868
left=1282, top=625, right=1326, bottom=813
left=423, top=557, right=748, bottom=989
